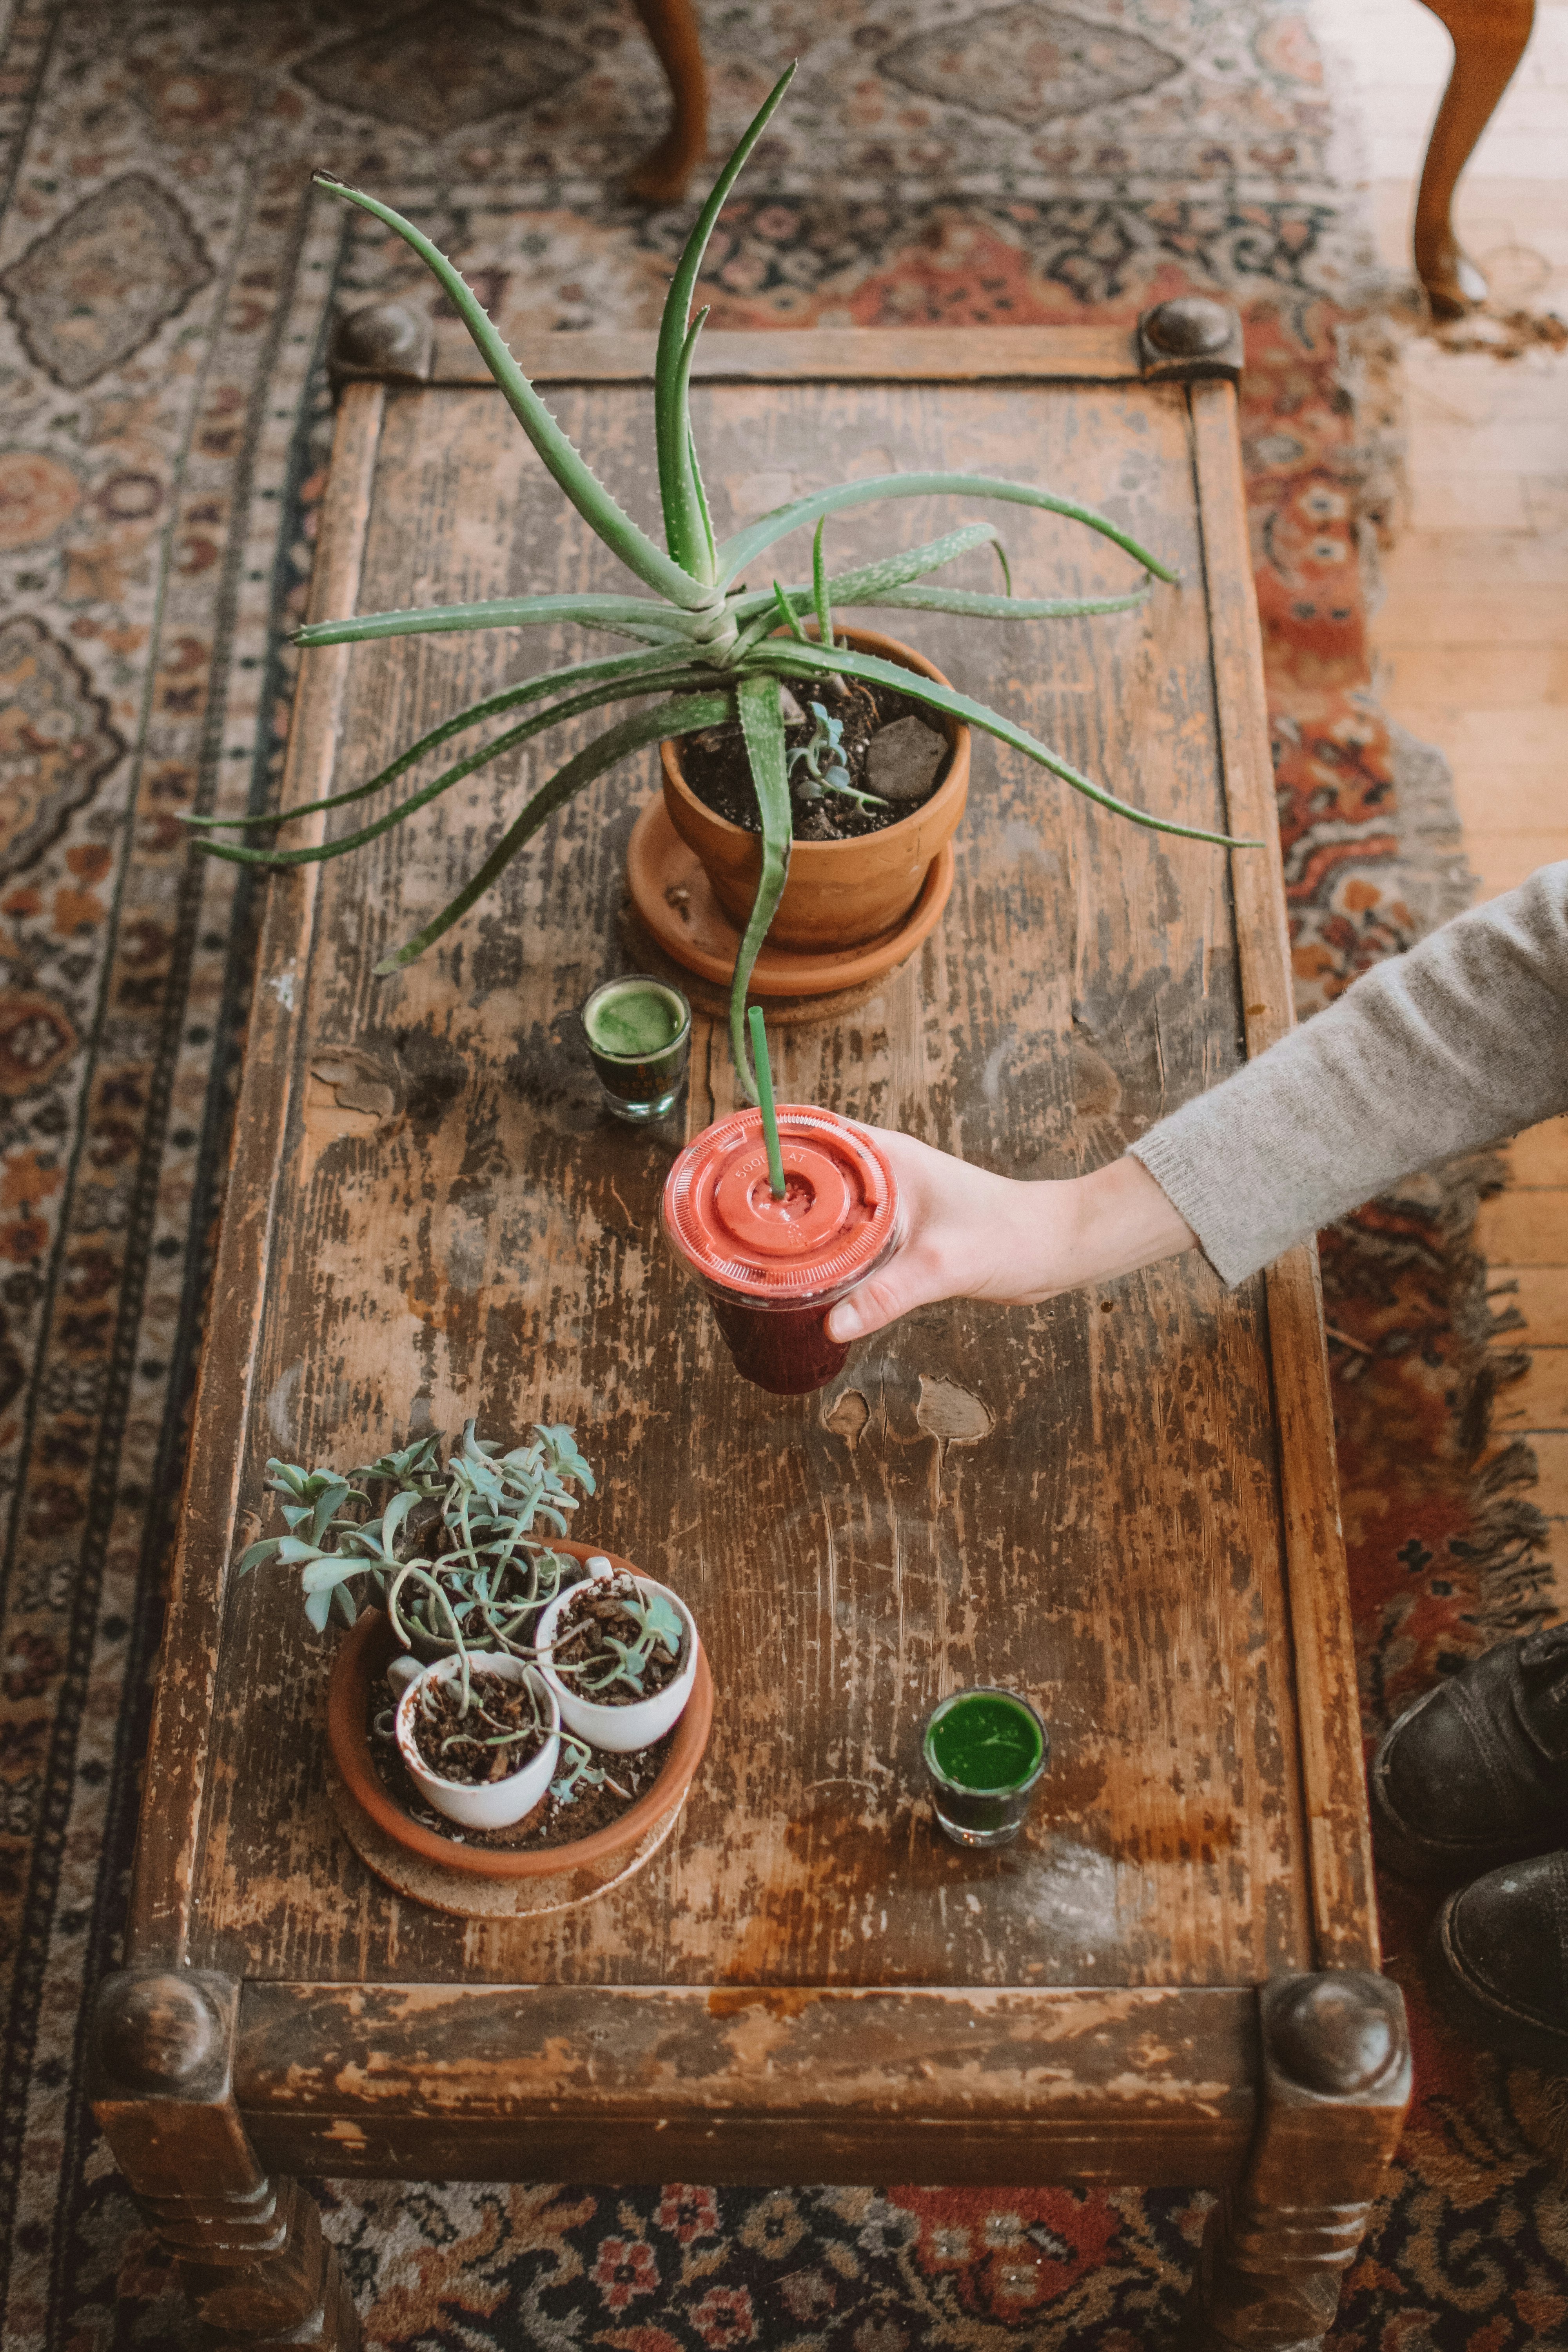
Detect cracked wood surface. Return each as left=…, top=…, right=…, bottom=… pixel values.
left=133, top=342, right=1371, bottom=2025
left=233, top=1982, right=1254, bottom=2184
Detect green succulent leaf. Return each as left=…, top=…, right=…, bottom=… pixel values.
left=769, top=579, right=808, bottom=644
left=273, top=1535, right=332, bottom=1565
left=687, top=424, right=718, bottom=580
left=752, top=641, right=1258, bottom=849
left=717, top=472, right=1177, bottom=592
left=642, top=1592, right=685, bottom=1654
left=299, top=1557, right=359, bottom=1595
left=866, top=586, right=1148, bottom=620
left=653, top=64, right=796, bottom=573
left=312, top=172, right=712, bottom=610
left=811, top=515, right=833, bottom=648
left=534, top=1424, right=597, bottom=1494
left=294, top=592, right=700, bottom=651
left=309, top=1477, right=351, bottom=1546
left=189, top=666, right=709, bottom=869
left=731, top=673, right=793, bottom=1105
left=374, top=689, right=734, bottom=972
left=728, top=524, right=1013, bottom=657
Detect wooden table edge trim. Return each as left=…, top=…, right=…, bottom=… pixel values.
left=1189, top=379, right=1379, bottom=1974
left=428, top=322, right=1145, bottom=386
left=123, top=382, right=388, bottom=1964
left=232, top=1980, right=1257, bottom=2165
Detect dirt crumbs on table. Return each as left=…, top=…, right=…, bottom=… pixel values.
left=372, top=1684, right=673, bottom=1850
left=680, top=671, right=949, bottom=841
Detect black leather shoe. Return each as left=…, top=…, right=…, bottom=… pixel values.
left=1370, top=1623, right=1568, bottom=1887
left=1427, top=1850, right=1568, bottom=2073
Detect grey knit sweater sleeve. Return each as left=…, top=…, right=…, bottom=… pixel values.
left=1129, top=860, right=1568, bottom=1288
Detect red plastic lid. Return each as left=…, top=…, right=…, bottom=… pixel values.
left=662, top=1108, right=898, bottom=1301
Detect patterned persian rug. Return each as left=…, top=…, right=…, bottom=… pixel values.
left=0, top=1, right=1561, bottom=2345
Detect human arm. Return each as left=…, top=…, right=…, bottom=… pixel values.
left=829, top=860, right=1568, bottom=1341
left=1130, top=858, right=1568, bottom=1284
left=826, top=1141, right=1194, bottom=1341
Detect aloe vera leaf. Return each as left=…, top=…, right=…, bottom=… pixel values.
left=864, top=585, right=1149, bottom=619
left=717, top=472, right=1177, bottom=591
left=295, top=591, right=699, bottom=650
left=769, top=580, right=808, bottom=642
left=750, top=642, right=1258, bottom=849
left=653, top=63, right=796, bottom=573
left=730, top=673, right=793, bottom=1103
left=313, top=172, right=710, bottom=613
left=183, top=647, right=686, bottom=832
left=189, top=667, right=710, bottom=869
left=811, top=515, right=833, bottom=648
left=659, top=308, right=715, bottom=583
left=727, top=523, right=1015, bottom=648
left=375, top=690, right=733, bottom=972
left=687, top=423, right=718, bottom=580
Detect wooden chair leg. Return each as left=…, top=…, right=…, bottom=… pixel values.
left=1180, top=1974, right=1411, bottom=2350
left=1412, top=0, right=1536, bottom=318
left=625, top=0, right=710, bottom=204
left=90, top=1970, right=360, bottom=2351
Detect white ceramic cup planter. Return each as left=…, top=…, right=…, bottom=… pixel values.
left=394, top=1652, right=559, bottom=1831
left=535, top=1559, right=698, bottom=1755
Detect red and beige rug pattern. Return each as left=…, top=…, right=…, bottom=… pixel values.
left=0, top=2, right=1560, bottom=2345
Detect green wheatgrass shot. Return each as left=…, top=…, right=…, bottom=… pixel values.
left=926, top=1691, right=1044, bottom=1790
left=585, top=980, right=685, bottom=1060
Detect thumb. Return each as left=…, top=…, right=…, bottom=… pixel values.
left=827, top=1266, right=925, bottom=1345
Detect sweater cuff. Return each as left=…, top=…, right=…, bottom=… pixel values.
left=1127, top=1127, right=1253, bottom=1289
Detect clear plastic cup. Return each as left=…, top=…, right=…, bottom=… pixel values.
left=661, top=1107, right=900, bottom=1395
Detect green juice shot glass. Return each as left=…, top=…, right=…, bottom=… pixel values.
left=582, top=975, right=691, bottom=1122
left=922, top=1687, right=1050, bottom=1849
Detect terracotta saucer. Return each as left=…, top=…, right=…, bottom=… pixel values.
left=326, top=1540, right=711, bottom=1920
left=625, top=795, right=955, bottom=999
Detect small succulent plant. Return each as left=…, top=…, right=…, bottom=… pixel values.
left=550, top=1735, right=633, bottom=1807
left=184, top=62, right=1253, bottom=1101
left=551, top=1575, right=686, bottom=1699
left=239, top=1420, right=595, bottom=1674
left=787, top=699, right=884, bottom=811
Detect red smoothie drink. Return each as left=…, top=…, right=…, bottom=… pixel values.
left=662, top=1108, right=900, bottom=1396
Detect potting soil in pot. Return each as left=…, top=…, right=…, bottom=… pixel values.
left=407, top=1670, right=548, bottom=1786
left=552, top=1576, right=685, bottom=1704
left=373, top=1679, right=674, bottom=1850
left=681, top=673, right=949, bottom=842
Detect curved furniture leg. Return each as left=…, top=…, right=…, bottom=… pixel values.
left=90, top=1970, right=361, bottom=2350
left=1413, top=0, right=1536, bottom=318
left=1181, top=1974, right=1412, bottom=2350
left=626, top=0, right=710, bottom=204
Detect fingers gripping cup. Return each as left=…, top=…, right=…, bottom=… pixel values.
left=662, top=1109, right=899, bottom=1396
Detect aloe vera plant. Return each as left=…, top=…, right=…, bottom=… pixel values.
left=186, top=64, right=1254, bottom=1097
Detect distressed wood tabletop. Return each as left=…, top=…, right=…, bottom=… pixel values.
left=125, top=330, right=1375, bottom=2187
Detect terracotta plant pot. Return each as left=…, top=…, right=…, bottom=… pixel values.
left=660, top=624, right=970, bottom=953
left=326, top=1539, right=712, bottom=1909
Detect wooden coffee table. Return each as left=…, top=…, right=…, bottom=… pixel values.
left=90, top=319, right=1408, bottom=2352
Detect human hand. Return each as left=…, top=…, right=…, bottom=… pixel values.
left=825, top=1129, right=1196, bottom=1344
